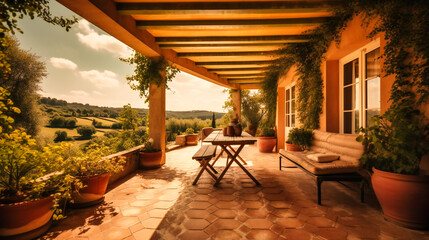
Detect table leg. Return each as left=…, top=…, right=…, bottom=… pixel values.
left=215, top=145, right=260, bottom=186
left=227, top=145, right=247, bottom=165
left=193, top=159, right=218, bottom=185
left=214, top=145, right=244, bottom=186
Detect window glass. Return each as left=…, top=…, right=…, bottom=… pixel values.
left=366, top=77, right=380, bottom=109
left=343, top=112, right=352, bottom=134
left=366, top=109, right=380, bottom=127
left=366, top=48, right=380, bottom=79
left=344, top=61, right=353, bottom=86
left=344, top=86, right=352, bottom=110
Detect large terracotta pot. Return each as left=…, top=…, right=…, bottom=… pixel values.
left=372, top=167, right=429, bottom=229
left=257, top=136, right=277, bottom=153
left=286, top=143, right=302, bottom=152
left=140, top=151, right=163, bottom=169
left=0, top=196, right=54, bottom=240
left=71, top=173, right=110, bottom=207
left=186, top=134, right=199, bottom=146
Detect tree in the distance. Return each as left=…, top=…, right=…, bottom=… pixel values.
left=119, top=104, right=140, bottom=131
left=211, top=112, right=216, bottom=128
left=0, top=38, right=45, bottom=136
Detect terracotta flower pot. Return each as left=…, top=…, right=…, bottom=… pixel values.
left=186, top=134, right=199, bottom=146
left=140, top=151, right=163, bottom=169
left=71, top=173, right=111, bottom=207
left=372, top=167, right=429, bottom=229
left=0, top=196, right=54, bottom=240
left=247, top=124, right=258, bottom=136
left=286, top=143, right=303, bottom=151
left=257, top=136, right=277, bottom=153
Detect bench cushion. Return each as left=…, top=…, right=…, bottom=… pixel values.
left=192, top=145, right=217, bottom=160
left=279, top=149, right=360, bottom=175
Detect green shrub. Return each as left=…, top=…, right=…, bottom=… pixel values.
left=258, top=128, right=276, bottom=137
left=185, top=128, right=194, bottom=135
left=287, top=128, right=313, bottom=150
left=77, top=126, right=96, bottom=139
left=54, top=130, right=68, bottom=142
left=111, top=122, right=122, bottom=129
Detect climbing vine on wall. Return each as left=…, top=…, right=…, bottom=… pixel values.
left=262, top=0, right=428, bottom=132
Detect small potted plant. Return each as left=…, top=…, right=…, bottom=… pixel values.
left=184, top=128, right=199, bottom=146
left=65, top=143, right=125, bottom=207
left=286, top=128, right=313, bottom=151
left=257, top=127, right=276, bottom=153
left=139, top=138, right=163, bottom=169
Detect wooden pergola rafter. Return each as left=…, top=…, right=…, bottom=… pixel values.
left=59, top=0, right=336, bottom=89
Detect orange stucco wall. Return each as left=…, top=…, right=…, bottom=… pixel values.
left=276, top=87, right=285, bottom=150
left=276, top=15, right=397, bottom=147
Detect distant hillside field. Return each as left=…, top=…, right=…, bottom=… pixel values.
left=39, top=97, right=224, bottom=120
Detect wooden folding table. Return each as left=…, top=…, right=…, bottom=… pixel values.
left=204, top=130, right=260, bottom=186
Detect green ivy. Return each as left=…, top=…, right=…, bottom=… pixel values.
left=262, top=3, right=353, bottom=130
left=121, top=52, right=180, bottom=103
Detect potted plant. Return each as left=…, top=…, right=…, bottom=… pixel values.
left=139, top=138, right=163, bottom=169
left=184, top=128, right=199, bottom=146
left=286, top=128, right=313, bottom=151
left=65, top=143, right=125, bottom=207
left=257, top=128, right=277, bottom=153
left=357, top=108, right=429, bottom=229
left=0, top=130, right=77, bottom=239
left=241, top=91, right=265, bottom=136
left=0, top=89, right=75, bottom=239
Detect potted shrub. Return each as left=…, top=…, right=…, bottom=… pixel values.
left=257, top=128, right=276, bottom=153
left=242, top=91, right=265, bottom=136
left=0, top=130, right=75, bottom=239
left=184, top=128, right=199, bottom=146
left=357, top=109, right=429, bottom=229
left=139, top=138, right=163, bottom=169
left=0, top=89, right=74, bottom=239
left=286, top=128, right=313, bottom=151
left=65, top=143, right=125, bottom=207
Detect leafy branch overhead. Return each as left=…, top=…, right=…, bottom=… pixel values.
left=121, top=52, right=180, bottom=103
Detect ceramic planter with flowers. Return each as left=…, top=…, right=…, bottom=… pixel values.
left=0, top=130, right=75, bottom=240
left=65, top=144, right=125, bottom=208
left=139, top=138, right=163, bottom=169
left=0, top=90, right=75, bottom=239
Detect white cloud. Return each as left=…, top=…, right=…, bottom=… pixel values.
left=70, top=90, right=89, bottom=97
left=92, top=90, right=103, bottom=96
left=76, top=19, right=132, bottom=58
left=49, top=57, right=77, bottom=70
left=79, top=69, right=120, bottom=89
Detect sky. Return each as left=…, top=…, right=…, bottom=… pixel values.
left=15, top=1, right=228, bottom=112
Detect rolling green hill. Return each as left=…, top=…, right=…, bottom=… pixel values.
left=39, top=97, right=224, bottom=120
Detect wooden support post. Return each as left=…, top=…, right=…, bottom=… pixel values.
left=149, top=67, right=166, bottom=166
left=232, top=89, right=241, bottom=120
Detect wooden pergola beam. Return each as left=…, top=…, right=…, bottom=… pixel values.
left=220, top=74, right=266, bottom=78
left=137, top=18, right=328, bottom=29
left=207, top=67, right=268, bottom=72
left=178, top=51, right=277, bottom=57
left=196, top=61, right=273, bottom=66
left=156, top=35, right=308, bottom=44
left=228, top=79, right=264, bottom=84
left=117, top=1, right=338, bottom=15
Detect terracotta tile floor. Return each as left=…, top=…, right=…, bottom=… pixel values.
left=43, top=144, right=429, bottom=240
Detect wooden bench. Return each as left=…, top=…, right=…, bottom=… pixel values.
left=192, top=145, right=218, bottom=185
left=279, top=130, right=366, bottom=205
